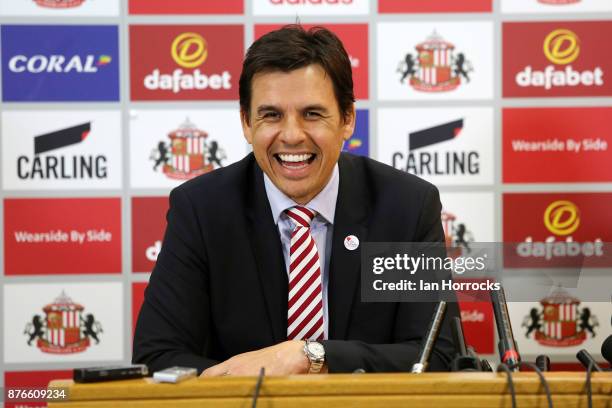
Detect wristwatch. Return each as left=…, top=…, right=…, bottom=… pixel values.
left=303, top=340, right=325, bottom=374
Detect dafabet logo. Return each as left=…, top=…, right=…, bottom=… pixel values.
left=543, top=200, right=580, bottom=236
left=503, top=21, right=612, bottom=97
left=130, top=25, right=243, bottom=100
left=503, top=193, right=612, bottom=267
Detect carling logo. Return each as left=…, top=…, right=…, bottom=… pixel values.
left=2, top=110, right=122, bottom=190
left=377, top=107, right=493, bottom=185
left=503, top=21, right=612, bottom=97
left=1, top=25, right=119, bottom=101
left=130, top=25, right=243, bottom=100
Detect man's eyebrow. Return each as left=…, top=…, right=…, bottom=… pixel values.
left=302, top=104, right=329, bottom=112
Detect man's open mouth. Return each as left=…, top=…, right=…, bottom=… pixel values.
left=275, top=153, right=316, bottom=170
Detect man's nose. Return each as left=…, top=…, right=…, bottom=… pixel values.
left=279, top=115, right=306, bottom=145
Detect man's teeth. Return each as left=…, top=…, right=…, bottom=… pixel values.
left=278, top=153, right=313, bottom=163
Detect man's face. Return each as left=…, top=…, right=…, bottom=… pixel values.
left=241, top=64, right=355, bottom=205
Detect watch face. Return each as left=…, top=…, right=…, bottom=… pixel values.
left=308, top=342, right=325, bottom=357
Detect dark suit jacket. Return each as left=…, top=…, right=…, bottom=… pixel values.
left=133, top=152, right=459, bottom=374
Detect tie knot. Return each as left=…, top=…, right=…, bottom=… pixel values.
left=285, top=206, right=316, bottom=228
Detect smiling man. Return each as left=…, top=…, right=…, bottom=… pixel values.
left=133, top=25, right=458, bottom=376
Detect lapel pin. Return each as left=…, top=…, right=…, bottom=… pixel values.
left=344, top=235, right=359, bottom=251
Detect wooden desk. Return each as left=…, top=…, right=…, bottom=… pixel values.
left=48, top=372, right=611, bottom=408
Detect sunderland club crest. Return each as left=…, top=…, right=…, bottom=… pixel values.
left=522, top=286, right=598, bottom=347
left=34, top=0, right=86, bottom=8
left=23, top=291, right=103, bottom=354
left=398, top=30, right=473, bottom=93
left=442, top=210, right=475, bottom=257
left=150, top=118, right=226, bottom=180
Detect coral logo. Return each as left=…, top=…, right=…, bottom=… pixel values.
left=543, top=29, right=580, bottom=65
left=544, top=200, right=580, bottom=236
left=171, top=33, right=208, bottom=69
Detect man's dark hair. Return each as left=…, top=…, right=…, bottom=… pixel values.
left=239, top=24, right=355, bottom=123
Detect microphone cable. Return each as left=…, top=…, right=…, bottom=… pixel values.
left=508, top=361, right=553, bottom=408
left=586, top=361, right=594, bottom=408
left=251, top=367, right=265, bottom=408
left=496, top=363, right=517, bottom=408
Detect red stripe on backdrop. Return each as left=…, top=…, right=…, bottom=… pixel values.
left=378, top=0, right=492, bottom=13
left=129, top=0, right=243, bottom=15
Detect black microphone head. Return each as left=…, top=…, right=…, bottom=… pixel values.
left=602, top=335, right=612, bottom=364
left=535, top=354, right=551, bottom=372
left=576, top=349, right=604, bottom=372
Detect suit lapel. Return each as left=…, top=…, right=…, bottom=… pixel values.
left=245, top=160, right=288, bottom=344
left=328, top=154, right=369, bottom=339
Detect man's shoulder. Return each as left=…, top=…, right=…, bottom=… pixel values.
left=340, top=153, right=437, bottom=196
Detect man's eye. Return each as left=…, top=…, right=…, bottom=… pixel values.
left=305, top=111, right=321, bottom=118
left=262, top=112, right=280, bottom=119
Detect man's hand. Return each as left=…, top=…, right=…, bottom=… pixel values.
left=201, top=340, right=315, bottom=377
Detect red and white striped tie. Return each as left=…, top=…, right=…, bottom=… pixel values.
left=285, top=206, right=324, bottom=341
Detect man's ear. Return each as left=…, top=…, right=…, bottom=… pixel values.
left=342, top=104, right=356, bottom=141
left=241, top=109, right=253, bottom=144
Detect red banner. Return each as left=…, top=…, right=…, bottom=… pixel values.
left=503, top=107, right=612, bottom=183
left=132, top=197, right=168, bottom=273
left=129, top=0, right=243, bottom=14
left=4, top=198, right=121, bottom=275
left=503, top=193, right=612, bottom=267
left=503, top=21, right=612, bottom=97
left=130, top=25, right=243, bottom=100
left=379, top=0, right=492, bottom=13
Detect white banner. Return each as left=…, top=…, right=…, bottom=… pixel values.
left=377, top=107, right=494, bottom=185
left=4, top=282, right=124, bottom=363
left=0, top=0, right=119, bottom=16
left=130, top=109, right=247, bottom=189
left=2, top=110, right=122, bottom=190
left=502, top=0, right=612, bottom=13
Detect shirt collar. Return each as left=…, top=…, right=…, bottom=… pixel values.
left=264, top=164, right=339, bottom=225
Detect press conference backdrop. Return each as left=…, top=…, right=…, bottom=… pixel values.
left=1, top=0, right=612, bottom=397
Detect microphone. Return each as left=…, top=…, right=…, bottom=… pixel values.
left=602, top=335, right=612, bottom=365
left=490, top=286, right=521, bottom=371
left=535, top=355, right=551, bottom=372
left=576, top=349, right=604, bottom=372
left=411, top=301, right=448, bottom=374
left=450, top=316, right=482, bottom=372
